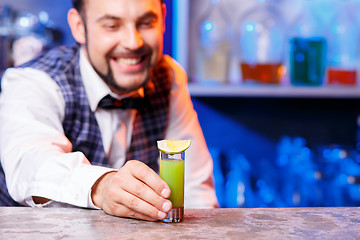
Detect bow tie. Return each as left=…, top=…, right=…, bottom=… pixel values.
left=98, top=94, right=146, bottom=110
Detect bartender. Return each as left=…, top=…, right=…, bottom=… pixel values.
left=0, top=0, right=218, bottom=221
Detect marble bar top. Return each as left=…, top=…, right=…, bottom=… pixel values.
left=0, top=207, right=359, bottom=239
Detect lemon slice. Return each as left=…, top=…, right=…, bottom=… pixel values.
left=157, top=140, right=191, bottom=154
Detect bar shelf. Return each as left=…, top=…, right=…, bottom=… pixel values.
left=188, top=83, right=360, bottom=99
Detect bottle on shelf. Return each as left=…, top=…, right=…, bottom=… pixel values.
left=237, top=0, right=287, bottom=85
left=194, top=0, right=232, bottom=85
left=289, top=0, right=327, bottom=86
left=327, top=0, right=359, bottom=86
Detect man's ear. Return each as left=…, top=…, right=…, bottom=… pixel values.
left=161, top=3, right=167, bottom=34
left=68, top=8, right=86, bottom=44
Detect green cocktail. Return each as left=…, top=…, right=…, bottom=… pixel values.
left=160, top=159, right=184, bottom=208
left=157, top=139, right=190, bottom=223
left=159, top=151, right=185, bottom=223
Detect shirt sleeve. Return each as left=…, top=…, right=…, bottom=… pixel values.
left=164, top=56, right=219, bottom=209
left=0, top=68, right=114, bottom=208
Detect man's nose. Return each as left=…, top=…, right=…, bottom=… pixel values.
left=121, top=27, right=144, bottom=50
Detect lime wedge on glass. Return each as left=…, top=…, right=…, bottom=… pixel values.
left=157, top=140, right=191, bottom=154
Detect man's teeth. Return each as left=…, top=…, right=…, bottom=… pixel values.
left=115, top=57, right=142, bottom=65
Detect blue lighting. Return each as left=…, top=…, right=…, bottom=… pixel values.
left=245, top=22, right=255, bottom=32
left=202, top=21, right=214, bottom=32
left=331, top=24, right=340, bottom=34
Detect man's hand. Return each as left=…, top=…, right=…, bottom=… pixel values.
left=91, top=160, right=172, bottom=221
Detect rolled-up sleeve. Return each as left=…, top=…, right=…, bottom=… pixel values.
left=0, top=68, right=113, bottom=208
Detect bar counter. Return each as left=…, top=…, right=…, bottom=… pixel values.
left=0, top=207, right=359, bottom=239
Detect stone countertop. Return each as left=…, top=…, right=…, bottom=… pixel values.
left=0, top=207, right=359, bottom=239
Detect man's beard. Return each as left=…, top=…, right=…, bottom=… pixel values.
left=90, top=59, right=149, bottom=93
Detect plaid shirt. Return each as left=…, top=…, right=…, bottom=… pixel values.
left=0, top=43, right=171, bottom=206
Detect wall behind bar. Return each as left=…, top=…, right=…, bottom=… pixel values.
left=2, top=0, right=173, bottom=54
left=2, top=0, right=74, bottom=45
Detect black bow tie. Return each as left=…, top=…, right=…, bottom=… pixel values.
left=98, top=94, right=145, bottom=110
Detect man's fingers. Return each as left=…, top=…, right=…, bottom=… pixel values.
left=93, top=160, right=173, bottom=221
left=114, top=161, right=172, bottom=214
left=118, top=174, right=172, bottom=213
left=103, top=189, right=168, bottom=220
left=124, top=160, right=171, bottom=198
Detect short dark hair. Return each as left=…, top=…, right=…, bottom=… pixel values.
left=72, top=0, right=164, bottom=13
left=72, top=0, right=82, bottom=12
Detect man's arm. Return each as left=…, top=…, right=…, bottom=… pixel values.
left=0, top=67, right=112, bottom=208
left=0, top=67, right=173, bottom=221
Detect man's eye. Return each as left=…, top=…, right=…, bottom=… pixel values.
left=140, top=19, right=156, bottom=28
left=104, top=24, right=119, bottom=30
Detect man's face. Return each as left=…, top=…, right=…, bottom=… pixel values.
left=81, top=0, right=165, bottom=94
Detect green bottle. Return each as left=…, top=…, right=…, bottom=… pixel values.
left=289, top=0, right=327, bottom=86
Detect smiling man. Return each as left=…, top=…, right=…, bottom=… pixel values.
left=74, top=0, right=164, bottom=94
left=0, top=0, right=218, bottom=221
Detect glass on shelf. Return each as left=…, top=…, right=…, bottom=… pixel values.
left=194, top=0, right=232, bottom=85
left=237, top=0, right=287, bottom=85
left=327, top=0, right=359, bottom=86
left=289, top=0, right=327, bottom=86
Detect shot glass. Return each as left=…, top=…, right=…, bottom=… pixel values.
left=159, top=151, right=185, bottom=223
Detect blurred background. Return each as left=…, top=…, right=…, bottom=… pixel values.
left=2, top=0, right=360, bottom=208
